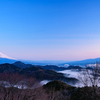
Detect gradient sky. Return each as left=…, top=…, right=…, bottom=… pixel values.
left=0, top=0, right=100, bottom=61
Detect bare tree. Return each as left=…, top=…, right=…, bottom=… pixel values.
left=78, top=62, right=100, bottom=99
left=0, top=73, right=42, bottom=100
left=0, top=73, right=24, bottom=100
left=78, top=63, right=100, bottom=87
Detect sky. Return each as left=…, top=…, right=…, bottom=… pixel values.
left=0, top=0, right=100, bottom=61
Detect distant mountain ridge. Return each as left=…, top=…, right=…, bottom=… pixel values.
left=0, top=52, right=16, bottom=64
left=0, top=57, right=16, bottom=64
left=0, top=52, right=100, bottom=66
left=13, top=61, right=69, bottom=71
left=60, top=58, right=100, bottom=66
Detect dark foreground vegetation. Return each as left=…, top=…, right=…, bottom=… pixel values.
left=0, top=78, right=100, bottom=100
left=0, top=62, right=100, bottom=100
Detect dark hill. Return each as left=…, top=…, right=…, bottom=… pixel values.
left=13, top=61, right=68, bottom=71
left=43, top=80, right=76, bottom=100
left=43, top=80, right=74, bottom=91
left=43, top=81, right=99, bottom=100
left=19, top=66, right=78, bottom=84
left=0, top=63, right=78, bottom=85
left=38, top=65, right=68, bottom=71
left=0, top=63, right=21, bottom=73
left=67, top=65, right=83, bottom=70
left=13, top=61, right=32, bottom=68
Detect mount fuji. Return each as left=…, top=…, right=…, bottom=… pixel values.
left=0, top=52, right=16, bottom=64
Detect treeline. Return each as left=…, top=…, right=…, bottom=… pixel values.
left=0, top=73, right=40, bottom=100
left=0, top=73, right=100, bottom=100
left=0, top=75, right=100, bottom=100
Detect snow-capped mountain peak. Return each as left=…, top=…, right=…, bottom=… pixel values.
left=0, top=52, right=15, bottom=59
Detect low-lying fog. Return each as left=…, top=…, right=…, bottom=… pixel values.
left=58, top=69, right=100, bottom=87
left=1, top=69, right=99, bottom=89
left=40, top=69, right=100, bottom=87
left=40, top=80, right=50, bottom=85
left=39, top=70, right=86, bottom=87
left=58, top=70, right=85, bottom=87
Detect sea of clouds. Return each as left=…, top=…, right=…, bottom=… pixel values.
left=58, top=69, right=100, bottom=87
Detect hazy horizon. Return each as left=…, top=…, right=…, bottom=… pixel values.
left=0, top=0, right=100, bottom=61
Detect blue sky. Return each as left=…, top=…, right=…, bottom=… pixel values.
left=0, top=0, right=100, bottom=61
